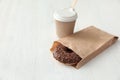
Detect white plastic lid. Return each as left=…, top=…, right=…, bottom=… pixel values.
left=54, top=8, right=78, bottom=22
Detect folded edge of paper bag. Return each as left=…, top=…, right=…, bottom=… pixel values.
left=50, top=26, right=118, bottom=69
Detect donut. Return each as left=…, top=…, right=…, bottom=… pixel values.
left=53, top=43, right=82, bottom=66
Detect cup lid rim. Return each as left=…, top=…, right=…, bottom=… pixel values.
left=54, top=8, right=78, bottom=22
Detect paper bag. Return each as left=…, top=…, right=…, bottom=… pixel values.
left=51, top=26, right=118, bottom=69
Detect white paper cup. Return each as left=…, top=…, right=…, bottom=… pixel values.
left=54, top=8, right=78, bottom=38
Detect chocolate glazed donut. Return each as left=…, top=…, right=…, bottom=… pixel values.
left=53, top=43, right=82, bottom=66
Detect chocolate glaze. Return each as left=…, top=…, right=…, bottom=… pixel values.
left=53, top=43, right=82, bottom=66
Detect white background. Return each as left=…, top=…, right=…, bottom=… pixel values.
left=0, top=0, right=120, bottom=80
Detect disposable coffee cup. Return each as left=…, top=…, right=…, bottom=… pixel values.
left=54, top=8, right=78, bottom=38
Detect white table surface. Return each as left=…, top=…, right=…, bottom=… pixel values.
left=0, top=0, right=120, bottom=80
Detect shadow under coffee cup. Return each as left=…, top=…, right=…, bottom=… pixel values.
left=54, top=8, right=78, bottom=38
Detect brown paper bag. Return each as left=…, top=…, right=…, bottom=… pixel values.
left=50, top=26, right=118, bottom=69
